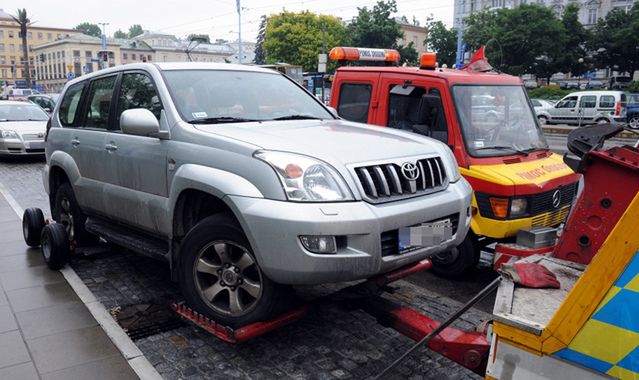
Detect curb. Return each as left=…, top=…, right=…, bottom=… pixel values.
left=0, top=181, right=163, bottom=380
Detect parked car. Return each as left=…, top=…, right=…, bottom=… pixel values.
left=27, top=94, right=56, bottom=113
left=0, top=101, right=48, bottom=156
left=0, top=87, right=37, bottom=100
left=609, top=76, right=631, bottom=90
left=530, top=99, right=554, bottom=115
left=627, top=93, right=639, bottom=130
left=523, top=80, right=538, bottom=89
left=44, top=62, right=472, bottom=326
left=560, top=81, right=579, bottom=89
left=536, top=91, right=627, bottom=125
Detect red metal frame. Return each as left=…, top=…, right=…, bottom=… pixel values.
left=492, top=243, right=554, bottom=270
left=173, top=258, right=491, bottom=374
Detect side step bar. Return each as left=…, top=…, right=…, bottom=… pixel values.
left=85, top=218, right=168, bottom=260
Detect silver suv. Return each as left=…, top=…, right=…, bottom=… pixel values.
left=44, top=63, right=471, bottom=326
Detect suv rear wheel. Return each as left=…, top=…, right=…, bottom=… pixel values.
left=179, top=214, right=289, bottom=327
left=53, top=183, right=98, bottom=245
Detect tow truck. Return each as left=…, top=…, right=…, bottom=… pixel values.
left=327, top=47, right=580, bottom=277
left=21, top=122, right=639, bottom=379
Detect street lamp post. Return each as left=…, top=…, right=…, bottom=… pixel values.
left=237, top=0, right=243, bottom=64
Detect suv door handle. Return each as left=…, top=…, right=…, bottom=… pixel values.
left=71, top=138, right=80, bottom=147
left=105, top=143, right=118, bottom=153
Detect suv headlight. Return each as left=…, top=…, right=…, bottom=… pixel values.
left=0, top=130, right=19, bottom=139
left=255, top=150, right=354, bottom=202
left=440, top=146, right=461, bottom=182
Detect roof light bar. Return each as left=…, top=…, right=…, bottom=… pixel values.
left=329, top=47, right=400, bottom=63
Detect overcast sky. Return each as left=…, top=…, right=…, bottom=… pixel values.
left=5, top=0, right=454, bottom=42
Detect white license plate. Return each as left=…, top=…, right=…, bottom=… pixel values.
left=24, top=141, right=44, bottom=149
left=399, top=218, right=453, bottom=250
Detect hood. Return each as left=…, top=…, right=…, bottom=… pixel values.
left=467, top=153, right=577, bottom=191
left=0, top=120, right=47, bottom=135
left=193, top=119, right=445, bottom=165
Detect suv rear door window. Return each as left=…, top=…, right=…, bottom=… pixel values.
left=599, top=95, right=615, bottom=108
left=58, top=82, right=85, bottom=127
left=337, top=83, right=372, bottom=123
left=83, top=75, right=117, bottom=130
left=115, top=73, right=162, bottom=130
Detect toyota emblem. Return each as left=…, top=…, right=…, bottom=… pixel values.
left=401, top=162, right=420, bottom=181
left=552, top=189, right=561, bottom=208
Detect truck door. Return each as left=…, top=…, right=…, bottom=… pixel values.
left=378, top=74, right=450, bottom=145
left=332, top=73, right=380, bottom=124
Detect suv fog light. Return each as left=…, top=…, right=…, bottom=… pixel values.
left=300, top=235, right=337, bottom=254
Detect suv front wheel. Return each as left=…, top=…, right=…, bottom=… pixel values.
left=178, top=214, right=289, bottom=327
left=53, top=183, right=98, bottom=245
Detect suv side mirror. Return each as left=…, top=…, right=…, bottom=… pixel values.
left=120, top=108, right=165, bottom=138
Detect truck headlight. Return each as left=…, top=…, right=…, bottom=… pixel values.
left=440, top=146, right=461, bottom=182
left=0, top=130, right=19, bottom=139
left=510, top=198, right=528, bottom=217
left=255, top=150, right=354, bottom=202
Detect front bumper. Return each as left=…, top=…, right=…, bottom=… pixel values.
left=227, top=179, right=472, bottom=285
left=0, top=139, right=45, bottom=155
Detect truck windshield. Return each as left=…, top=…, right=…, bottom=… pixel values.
left=452, top=85, right=548, bottom=157
left=163, top=69, right=333, bottom=123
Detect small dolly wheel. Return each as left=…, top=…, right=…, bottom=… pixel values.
left=40, top=223, right=70, bottom=270
left=23, top=208, right=45, bottom=247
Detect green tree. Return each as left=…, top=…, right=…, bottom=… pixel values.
left=591, top=4, right=639, bottom=75
left=425, top=20, right=457, bottom=67
left=128, top=24, right=144, bottom=38
left=253, top=15, right=267, bottom=64
left=263, top=11, right=346, bottom=72
left=188, top=34, right=210, bottom=44
left=346, top=0, right=403, bottom=49
left=556, top=4, right=591, bottom=77
left=12, top=9, right=31, bottom=87
left=397, top=42, right=418, bottom=66
left=113, top=29, right=127, bottom=39
left=74, top=22, right=101, bottom=37
left=464, top=5, right=565, bottom=80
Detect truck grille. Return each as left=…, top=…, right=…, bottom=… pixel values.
left=354, top=157, right=447, bottom=203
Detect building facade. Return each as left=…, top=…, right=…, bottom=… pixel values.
left=0, top=9, right=80, bottom=87
left=453, top=0, right=637, bottom=29
left=396, top=20, right=429, bottom=55
left=133, top=32, right=234, bottom=63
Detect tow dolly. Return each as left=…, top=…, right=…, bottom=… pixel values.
left=21, top=123, right=639, bottom=379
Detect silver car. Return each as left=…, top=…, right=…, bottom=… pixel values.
left=44, top=63, right=472, bottom=326
left=0, top=101, right=48, bottom=156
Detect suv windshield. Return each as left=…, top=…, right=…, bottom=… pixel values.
left=163, top=69, right=333, bottom=123
left=0, top=104, right=49, bottom=121
left=452, top=85, right=548, bottom=157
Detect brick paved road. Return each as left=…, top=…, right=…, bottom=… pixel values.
left=0, top=157, right=490, bottom=380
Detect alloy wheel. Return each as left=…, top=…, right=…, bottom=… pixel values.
left=193, top=240, right=263, bottom=317
left=629, top=116, right=639, bottom=130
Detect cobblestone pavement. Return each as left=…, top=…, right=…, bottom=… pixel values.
left=0, top=157, right=491, bottom=380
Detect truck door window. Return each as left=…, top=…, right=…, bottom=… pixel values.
left=337, top=83, right=372, bottom=123
left=387, top=85, right=448, bottom=143
left=580, top=95, right=596, bottom=108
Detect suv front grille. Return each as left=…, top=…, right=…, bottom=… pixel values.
left=355, top=157, right=447, bottom=203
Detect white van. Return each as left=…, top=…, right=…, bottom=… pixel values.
left=537, top=91, right=627, bottom=126
left=0, top=86, right=38, bottom=100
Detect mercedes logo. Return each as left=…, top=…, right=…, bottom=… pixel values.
left=552, top=189, right=561, bottom=208
left=401, top=162, right=420, bottom=181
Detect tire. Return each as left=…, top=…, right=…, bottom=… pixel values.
left=537, top=115, right=548, bottom=125
left=23, top=208, right=45, bottom=247
left=178, top=214, right=290, bottom=328
left=40, top=223, right=69, bottom=270
left=431, top=234, right=477, bottom=278
left=53, top=183, right=98, bottom=245
left=628, top=115, right=639, bottom=130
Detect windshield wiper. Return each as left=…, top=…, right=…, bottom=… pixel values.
left=271, top=115, right=323, bottom=121
left=475, top=145, right=530, bottom=156
left=187, top=117, right=260, bottom=124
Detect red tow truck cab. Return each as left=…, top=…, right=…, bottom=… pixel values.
left=329, top=47, right=580, bottom=276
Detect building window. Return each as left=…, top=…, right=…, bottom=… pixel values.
left=73, top=50, right=80, bottom=59
left=8, top=31, right=14, bottom=38
left=47, top=33, right=52, bottom=40
left=0, top=57, right=4, bottom=64
left=9, top=45, right=14, bottom=53
left=56, top=51, right=60, bottom=59
left=0, top=31, right=3, bottom=38
left=27, top=32, right=32, bottom=39
left=123, top=52, right=128, bottom=60
left=85, top=51, right=92, bottom=58
left=0, top=44, right=3, bottom=52
left=147, top=55, right=152, bottom=61
left=37, top=32, right=42, bottom=39
left=132, top=53, right=137, bottom=60
left=588, top=8, right=598, bottom=24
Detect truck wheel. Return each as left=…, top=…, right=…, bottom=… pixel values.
left=53, top=183, right=97, bottom=245
left=179, top=214, right=289, bottom=328
left=537, top=115, right=548, bottom=125
left=628, top=116, right=639, bottom=130
left=431, top=234, right=477, bottom=278
left=23, top=208, right=45, bottom=247
left=40, top=223, right=69, bottom=270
